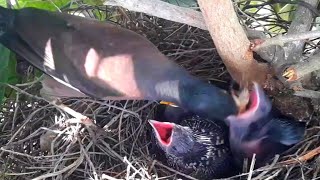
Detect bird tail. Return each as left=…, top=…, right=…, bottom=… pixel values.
left=40, top=75, right=88, bottom=101
left=0, top=7, right=15, bottom=36
left=267, top=118, right=306, bottom=146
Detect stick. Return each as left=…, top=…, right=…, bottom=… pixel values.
left=283, top=53, right=320, bottom=81
left=104, top=0, right=207, bottom=30
left=253, top=31, right=320, bottom=51
left=279, top=146, right=320, bottom=165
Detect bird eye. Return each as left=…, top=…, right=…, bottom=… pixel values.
left=172, top=146, right=177, bottom=151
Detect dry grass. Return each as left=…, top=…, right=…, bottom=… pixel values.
left=0, top=3, right=320, bottom=180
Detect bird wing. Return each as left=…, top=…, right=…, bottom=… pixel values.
left=3, top=8, right=179, bottom=100
left=266, top=118, right=306, bottom=146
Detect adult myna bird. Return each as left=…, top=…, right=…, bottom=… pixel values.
left=0, top=7, right=237, bottom=120
left=227, top=82, right=306, bottom=167
left=148, top=105, right=239, bottom=179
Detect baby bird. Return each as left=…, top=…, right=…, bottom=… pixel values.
left=227, top=82, right=306, bottom=167
left=148, top=105, right=239, bottom=179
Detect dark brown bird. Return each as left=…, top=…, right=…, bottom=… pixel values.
left=149, top=105, right=239, bottom=179
left=226, top=82, right=306, bottom=167
left=0, top=7, right=237, bottom=120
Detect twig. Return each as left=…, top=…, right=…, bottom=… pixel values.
left=0, top=147, right=80, bottom=159
left=31, top=150, right=85, bottom=180
left=98, top=139, right=147, bottom=178
left=101, top=174, right=123, bottom=180
left=52, top=100, right=88, bottom=120
left=247, top=154, right=256, bottom=180
left=155, top=161, right=198, bottom=180
left=15, top=75, right=44, bottom=87
left=294, top=89, right=320, bottom=99
left=79, top=141, right=99, bottom=180
left=283, top=0, right=319, bottom=64
left=4, top=172, right=39, bottom=176
left=265, top=169, right=282, bottom=180
left=0, top=147, right=37, bottom=159
left=253, top=31, right=320, bottom=51
left=3, top=83, right=92, bottom=122
left=282, top=53, right=320, bottom=81
left=123, top=156, right=146, bottom=178
left=11, top=92, right=20, bottom=136
left=104, top=0, right=207, bottom=30
left=253, top=155, right=280, bottom=180
left=0, top=104, right=50, bottom=158
left=280, top=146, right=320, bottom=165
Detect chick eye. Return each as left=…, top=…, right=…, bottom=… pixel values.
left=172, top=146, right=177, bottom=151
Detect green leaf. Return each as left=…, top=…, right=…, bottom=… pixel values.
left=276, top=4, right=296, bottom=22
left=16, top=0, right=70, bottom=11
left=4, top=53, right=19, bottom=99
left=6, top=54, right=18, bottom=84
left=83, top=0, right=104, bottom=6
left=0, top=0, right=6, bottom=8
left=0, top=44, right=11, bottom=104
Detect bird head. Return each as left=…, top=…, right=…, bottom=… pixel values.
left=229, top=82, right=272, bottom=125
left=148, top=120, right=195, bottom=156
left=226, top=82, right=305, bottom=167
left=148, top=117, right=240, bottom=179
left=178, top=81, right=238, bottom=121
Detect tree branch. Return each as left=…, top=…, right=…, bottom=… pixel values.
left=253, top=31, right=320, bottom=51
left=104, top=0, right=207, bottom=30
left=283, top=0, right=319, bottom=64
left=280, top=146, right=320, bottom=165
left=197, top=0, right=269, bottom=85
left=294, top=88, right=320, bottom=99
left=283, top=53, right=320, bottom=81
left=252, top=0, right=320, bottom=88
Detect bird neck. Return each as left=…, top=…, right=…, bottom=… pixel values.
left=152, top=75, right=204, bottom=103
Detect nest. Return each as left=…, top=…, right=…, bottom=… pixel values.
left=1, top=3, right=320, bottom=180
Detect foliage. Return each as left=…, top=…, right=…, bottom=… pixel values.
left=239, top=1, right=296, bottom=34
left=16, top=0, right=69, bottom=11
left=0, top=45, right=16, bottom=104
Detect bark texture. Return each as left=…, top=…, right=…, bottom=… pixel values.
left=197, top=0, right=269, bottom=86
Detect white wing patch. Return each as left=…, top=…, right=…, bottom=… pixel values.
left=44, top=38, right=55, bottom=70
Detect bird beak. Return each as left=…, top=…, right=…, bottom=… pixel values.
left=148, top=120, right=174, bottom=146
left=159, top=101, right=179, bottom=107
left=228, top=82, right=271, bottom=123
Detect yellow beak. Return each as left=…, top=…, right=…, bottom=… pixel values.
left=159, top=101, right=179, bottom=107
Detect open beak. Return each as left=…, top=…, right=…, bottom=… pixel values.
left=229, top=82, right=271, bottom=123
left=148, top=120, right=174, bottom=146
left=231, top=87, right=250, bottom=114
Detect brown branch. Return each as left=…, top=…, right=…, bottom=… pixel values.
left=282, top=53, right=320, bottom=81
left=253, top=31, right=320, bottom=51
left=104, top=0, right=207, bottom=30
left=280, top=146, right=320, bottom=165
left=197, top=0, right=269, bottom=85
